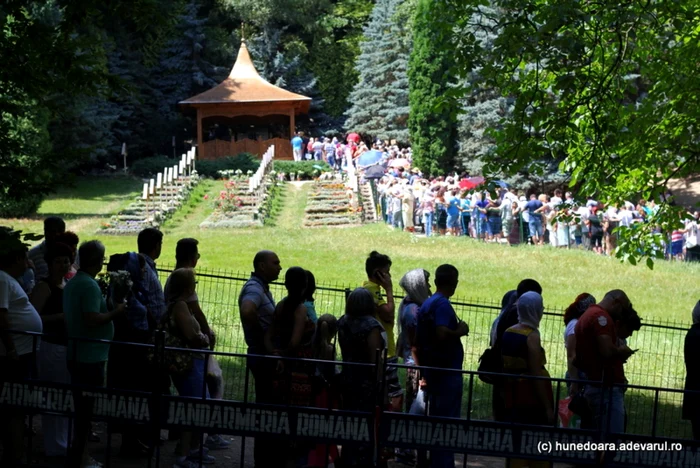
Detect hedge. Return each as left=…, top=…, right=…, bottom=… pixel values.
left=273, top=161, right=332, bottom=180
left=0, top=193, right=44, bottom=218
left=196, top=153, right=260, bottom=178
left=130, top=153, right=260, bottom=179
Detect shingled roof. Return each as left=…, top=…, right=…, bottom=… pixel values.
left=179, top=41, right=311, bottom=112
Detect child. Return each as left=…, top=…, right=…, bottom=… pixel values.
left=308, top=314, right=339, bottom=467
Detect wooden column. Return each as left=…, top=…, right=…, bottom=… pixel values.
left=289, top=107, right=295, bottom=139
left=196, top=110, right=203, bottom=158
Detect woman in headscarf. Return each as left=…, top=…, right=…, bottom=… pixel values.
left=397, top=269, right=432, bottom=412
left=563, top=293, right=596, bottom=395
left=395, top=269, right=431, bottom=465
left=488, top=289, right=517, bottom=422
left=501, top=292, right=553, bottom=427
left=683, top=301, right=700, bottom=439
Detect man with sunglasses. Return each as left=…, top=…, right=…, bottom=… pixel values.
left=575, top=290, right=636, bottom=435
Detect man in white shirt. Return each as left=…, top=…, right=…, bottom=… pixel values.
left=0, top=228, right=43, bottom=466
left=618, top=206, right=635, bottom=227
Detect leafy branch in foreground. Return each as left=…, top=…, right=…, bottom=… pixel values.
left=437, top=0, right=700, bottom=266
left=0, top=227, right=43, bottom=256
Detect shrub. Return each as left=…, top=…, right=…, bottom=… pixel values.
left=0, top=193, right=44, bottom=218
left=130, top=155, right=173, bottom=178
left=274, top=161, right=332, bottom=180
left=196, top=153, right=260, bottom=178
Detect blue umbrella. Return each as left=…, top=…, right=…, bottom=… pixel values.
left=493, top=180, right=509, bottom=188
left=357, top=150, right=384, bottom=167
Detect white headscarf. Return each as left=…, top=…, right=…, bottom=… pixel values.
left=693, top=300, right=700, bottom=325
left=399, top=269, right=431, bottom=306
left=517, top=291, right=544, bottom=330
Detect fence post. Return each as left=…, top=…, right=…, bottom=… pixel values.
left=373, top=348, right=386, bottom=468
left=152, top=330, right=166, bottom=468
left=651, top=389, right=660, bottom=437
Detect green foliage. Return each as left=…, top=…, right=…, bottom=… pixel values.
left=196, top=153, right=260, bottom=178
left=443, top=0, right=700, bottom=264
left=0, top=194, right=44, bottom=219
left=407, top=0, right=459, bottom=175
left=273, top=161, right=331, bottom=180
left=344, top=0, right=412, bottom=143
left=130, top=156, right=175, bottom=178
left=0, top=0, right=180, bottom=205
left=456, top=5, right=568, bottom=189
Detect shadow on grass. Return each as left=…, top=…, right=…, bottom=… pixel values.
left=216, top=354, right=254, bottom=402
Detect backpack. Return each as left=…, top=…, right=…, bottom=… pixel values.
left=147, top=303, right=193, bottom=376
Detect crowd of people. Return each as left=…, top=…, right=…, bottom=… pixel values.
left=289, top=133, right=700, bottom=261
left=2, top=217, right=700, bottom=468
left=376, top=176, right=700, bottom=261
left=291, top=133, right=412, bottom=171
left=0, top=219, right=228, bottom=468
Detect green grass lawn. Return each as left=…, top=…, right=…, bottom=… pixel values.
left=3, top=177, right=698, bottom=321
left=3, top=176, right=697, bottom=438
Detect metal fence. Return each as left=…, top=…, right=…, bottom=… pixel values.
left=157, top=264, right=689, bottom=380
left=3, top=331, right=700, bottom=468
left=153, top=263, right=694, bottom=439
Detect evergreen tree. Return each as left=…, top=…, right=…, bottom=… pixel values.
left=408, top=0, right=459, bottom=175
left=248, top=27, right=336, bottom=133
left=149, top=0, right=222, bottom=154
left=344, top=0, right=411, bottom=143
left=457, top=5, right=568, bottom=190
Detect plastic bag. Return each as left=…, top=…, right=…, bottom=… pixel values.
left=558, top=396, right=581, bottom=428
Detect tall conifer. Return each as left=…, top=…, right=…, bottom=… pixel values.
left=407, top=0, right=459, bottom=175
left=344, top=0, right=411, bottom=142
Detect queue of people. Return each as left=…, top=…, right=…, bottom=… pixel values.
left=2, top=218, right=700, bottom=468
left=0, top=220, right=228, bottom=468
left=376, top=176, right=700, bottom=262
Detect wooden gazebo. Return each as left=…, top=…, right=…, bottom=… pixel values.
left=179, top=41, right=311, bottom=161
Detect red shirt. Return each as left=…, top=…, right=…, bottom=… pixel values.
left=574, top=305, right=625, bottom=384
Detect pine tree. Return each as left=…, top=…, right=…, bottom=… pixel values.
left=148, top=0, right=222, bottom=154
left=457, top=5, right=568, bottom=190
left=407, top=0, right=459, bottom=175
left=457, top=6, right=511, bottom=176
left=344, top=0, right=411, bottom=143
left=248, top=27, right=336, bottom=133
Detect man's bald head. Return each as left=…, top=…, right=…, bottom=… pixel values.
left=253, top=250, right=275, bottom=269
left=253, top=250, right=281, bottom=283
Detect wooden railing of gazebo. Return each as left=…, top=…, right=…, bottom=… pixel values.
left=200, top=137, right=292, bottom=161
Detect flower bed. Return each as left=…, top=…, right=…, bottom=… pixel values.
left=199, top=171, right=282, bottom=229
left=305, top=204, right=351, bottom=214
left=303, top=179, right=360, bottom=228
left=99, top=173, right=199, bottom=235
left=304, top=216, right=361, bottom=227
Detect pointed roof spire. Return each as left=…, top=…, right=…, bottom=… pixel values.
left=179, top=41, right=311, bottom=111
left=228, top=40, right=261, bottom=80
